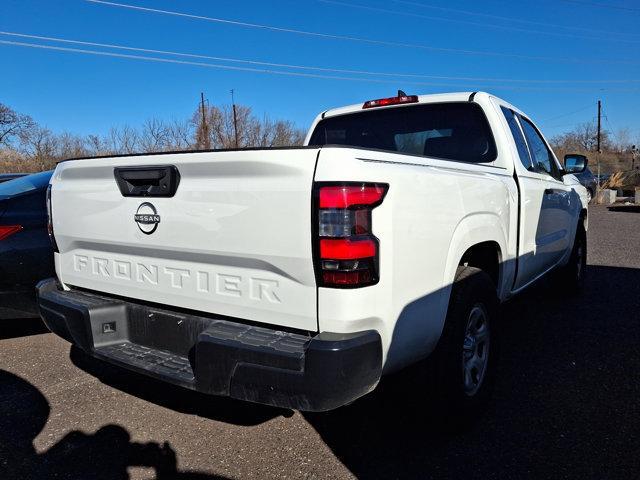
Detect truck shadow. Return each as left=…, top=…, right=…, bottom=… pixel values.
left=0, top=369, right=230, bottom=479
left=52, top=264, right=640, bottom=478
left=304, top=265, right=640, bottom=479
left=69, top=346, right=290, bottom=427
left=608, top=205, right=640, bottom=213
left=0, top=317, right=48, bottom=340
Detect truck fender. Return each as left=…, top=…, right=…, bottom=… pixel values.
left=387, top=213, right=509, bottom=372
left=440, top=213, right=508, bottom=316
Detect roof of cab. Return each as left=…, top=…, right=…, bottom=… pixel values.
left=321, top=91, right=492, bottom=120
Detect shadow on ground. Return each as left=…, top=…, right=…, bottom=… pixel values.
left=4, top=264, right=639, bottom=479
left=303, top=265, right=640, bottom=479
left=63, top=265, right=640, bottom=478
left=608, top=205, right=640, bottom=213
left=0, top=370, right=230, bottom=479
left=70, top=346, right=290, bottom=427
left=0, top=317, right=48, bottom=340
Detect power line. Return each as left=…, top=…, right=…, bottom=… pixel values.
left=387, top=0, right=640, bottom=38
left=559, top=0, right=640, bottom=13
left=0, top=39, right=510, bottom=88
left=601, top=106, right=617, bottom=133
left=318, top=0, right=640, bottom=43
left=4, top=31, right=640, bottom=85
left=540, top=121, right=588, bottom=129
left=84, top=0, right=640, bottom=66
left=542, top=104, right=594, bottom=122
left=3, top=39, right=640, bottom=93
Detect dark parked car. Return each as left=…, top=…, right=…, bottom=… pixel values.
left=565, top=154, right=596, bottom=203
left=573, top=167, right=597, bottom=203
left=0, top=173, right=27, bottom=184
left=0, top=171, right=54, bottom=316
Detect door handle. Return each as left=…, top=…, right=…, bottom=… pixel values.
left=544, top=189, right=558, bottom=195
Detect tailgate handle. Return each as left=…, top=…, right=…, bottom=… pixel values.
left=114, top=165, right=181, bottom=197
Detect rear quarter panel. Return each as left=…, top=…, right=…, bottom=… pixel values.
left=314, top=147, right=515, bottom=373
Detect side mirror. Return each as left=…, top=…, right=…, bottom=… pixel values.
left=564, top=154, right=588, bottom=174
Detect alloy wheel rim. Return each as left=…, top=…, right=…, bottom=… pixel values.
left=462, top=304, right=491, bottom=397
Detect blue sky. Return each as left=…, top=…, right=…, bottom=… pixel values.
left=2, top=0, right=640, bottom=141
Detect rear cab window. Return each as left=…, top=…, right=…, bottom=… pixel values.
left=309, top=102, right=497, bottom=164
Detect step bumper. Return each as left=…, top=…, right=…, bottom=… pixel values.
left=36, top=278, right=382, bottom=412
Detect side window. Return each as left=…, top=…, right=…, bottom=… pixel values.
left=500, top=106, right=532, bottom=170
left=519, top=116, right=556, bottom=177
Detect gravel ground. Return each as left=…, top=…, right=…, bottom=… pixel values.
left=1, top=205, right=639, bottom=479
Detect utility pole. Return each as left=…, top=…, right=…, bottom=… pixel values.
left=597, top=100, right=602, bottom=154
left=597, top=100, right=602, bottom=187
left=199, top=92, right=210, bottom=150
left=231, top=89, right=239, bottom=149
left=200, top=92, right=206, bottom=132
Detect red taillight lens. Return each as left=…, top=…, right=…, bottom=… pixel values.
left=322, top=269, right=372, bottom=286
left=362, top=95, right=418, bottom=109
left=46, top=184, right=59, bottom=252
left=319, top=185, right=386, bottom=209
left=320, top=238, right=377, bottom=260
left=0, top=225, right=23, bottom=241
left=315, top=182, right=388, bottom=288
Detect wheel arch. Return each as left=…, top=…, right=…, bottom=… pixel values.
left=442, top=213, right=508, bottom=308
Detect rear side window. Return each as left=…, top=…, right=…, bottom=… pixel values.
left=309, top=103, right=497, bottom=163
left=501, top=106, right=533, bottom=170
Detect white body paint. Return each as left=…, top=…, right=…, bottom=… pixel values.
left=49, top=92, right=587, bottom=374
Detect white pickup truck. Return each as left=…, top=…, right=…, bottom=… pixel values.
left=38, top=92, right=588, bottom=417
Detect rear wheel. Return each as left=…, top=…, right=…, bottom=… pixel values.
left=557, top=224, right=587, bottom=293
left=420, top=266, right=499, bottom=429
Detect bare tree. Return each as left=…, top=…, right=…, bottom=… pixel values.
left=107, top=125, right=140, bottom=154
left=139, top=118, right=170, bottom=152
left=57, top=132, right=88, bottom=159
left=268, top=119, right=305, bottom=147
left=550, top=121, right=611, bottom=153
left=209, top=105, right=237, bottom=149
left=85, top=134, right=111, bottom=156
left=194, top=110, right=211, bottom=150
left=0, top=103, right=34, bottom=147
left=167, top=119, right=194, bottom=150
left=192, top=104, right=304, bottom=150
left=1, top=100, right=306, bottom=173
left=18, top=126, right=59, bottom=170
left=613, top=128, right=632, bottom=153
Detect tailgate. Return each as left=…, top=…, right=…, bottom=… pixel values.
left=50, top=148, right=320, bottom=332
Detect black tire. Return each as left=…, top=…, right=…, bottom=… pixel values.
left=557, top=223, right=587, bottom=294
left=421, top=266, right=500, bottom=430
left=586, top=188, right=594, bottom=204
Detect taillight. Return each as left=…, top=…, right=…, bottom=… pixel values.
left=0, top=225, right=22, bottom=241
left=314, top=183, right=388, bottom=288
left=46, top=184, right=59, bottom=252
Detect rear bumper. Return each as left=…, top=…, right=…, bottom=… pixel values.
left=36, top=278, right=381, bottom=411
